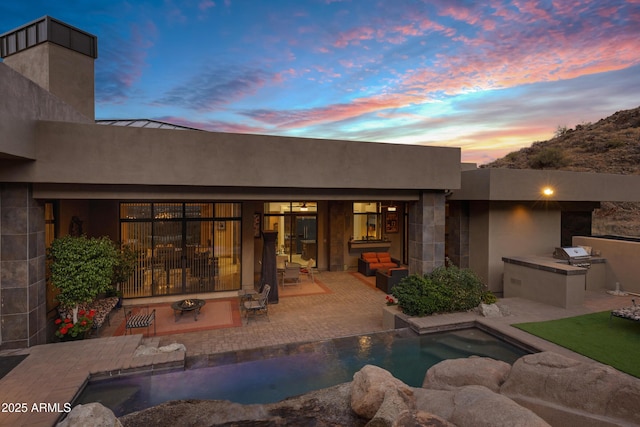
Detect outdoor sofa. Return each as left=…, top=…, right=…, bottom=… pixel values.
left=358, top=252, right=401, bottom=276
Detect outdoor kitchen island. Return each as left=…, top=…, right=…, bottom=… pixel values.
left=502, top=254, right=606, bottom=308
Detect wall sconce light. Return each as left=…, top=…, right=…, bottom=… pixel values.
left=542, top=187, right=554, bottom=197
left=387, top=205, right=397, bottom=212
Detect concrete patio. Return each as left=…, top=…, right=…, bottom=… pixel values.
left=0, top=271, right=634, bottom=427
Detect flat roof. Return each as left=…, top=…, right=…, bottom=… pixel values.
left=450, top=168, right=640, bottom=202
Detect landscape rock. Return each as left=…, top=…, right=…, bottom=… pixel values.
left=501, top=351, right=640, bottom=425
left=133, top=343, right=186, bottom=356
left=57, top=402, right=122, bottom=427
left=423, top=356, right=511, bottom=392
left=120, top=383, right=366, bottom=427
left=351, top=364, right=414, bottom=419
left=393, top=410, right=456, bottom=427
left=415, top=385, right=550, bottom=427
left=366, top=387, right=415, bottom=426
left=478, top=303, right=502, bottom=317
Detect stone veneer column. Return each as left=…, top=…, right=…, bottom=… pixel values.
left=0, top=183, right=46, bottom=350
left=408, top=192, right=446, bottom=275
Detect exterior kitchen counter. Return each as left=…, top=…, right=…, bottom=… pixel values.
left=502, top=255, right=606, bottom=308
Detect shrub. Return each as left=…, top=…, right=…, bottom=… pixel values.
left=528, top=147, right=568, bottom=169
left=48, top=235, right=119, bottom=321
left=392, top=263, right=493, bottom=316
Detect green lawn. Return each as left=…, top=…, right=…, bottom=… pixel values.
left=513, top=311, right=640, bottom=378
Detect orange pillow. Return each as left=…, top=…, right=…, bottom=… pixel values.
left=378, top=255, right=392, bottom=263
left=362, top=252, right=378, bottom=261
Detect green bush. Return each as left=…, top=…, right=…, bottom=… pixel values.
left=391, top=263, right=493, bottom=316
left=48, top=235, right=119, bottom=313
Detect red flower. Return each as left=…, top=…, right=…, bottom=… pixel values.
left=80, top=321, right=87, bottom=326
left=60, top=327, right=68, bottom=335
left=64, top=318, right=72, bottom=323
left=78, top=309, right=86, bottom=316
left=88, top=310, right=96, bottom=317
left=55, top=318, right=62, bottom=325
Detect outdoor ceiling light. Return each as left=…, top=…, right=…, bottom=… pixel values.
left=542, top=187, right=554, bottom=197
left=300, top=202, right=308, bottom=211
left=387, top=205, right=397, bottom=212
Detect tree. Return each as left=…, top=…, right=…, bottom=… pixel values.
left=48, top=235, right=118, bottom=322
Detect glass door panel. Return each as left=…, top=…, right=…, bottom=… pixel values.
left=153, top=221, right=182, bottom=296
left=185, top=220, right=215, bottom=293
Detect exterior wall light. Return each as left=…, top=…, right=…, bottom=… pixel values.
left=542, top=187, right=554, bottom=196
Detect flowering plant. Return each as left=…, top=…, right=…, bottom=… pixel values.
left=55, top=309, right=96, bottom=339
left=385, top=295, right=398, bottom=306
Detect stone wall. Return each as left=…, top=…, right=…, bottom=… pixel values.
left=0, top=183, right=46, bottom=349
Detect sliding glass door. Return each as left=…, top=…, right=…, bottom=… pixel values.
left=264, top=202, right=317, bottom=267
left=120, top=202, right=241, bottom=298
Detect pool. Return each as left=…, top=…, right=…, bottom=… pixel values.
left=77, top=327, right=530, bottom=416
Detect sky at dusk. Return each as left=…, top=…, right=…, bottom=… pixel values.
left=2, top=1, right=639, bottom=164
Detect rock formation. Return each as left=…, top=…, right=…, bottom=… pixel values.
left=60, top=351, right=640, bottom=427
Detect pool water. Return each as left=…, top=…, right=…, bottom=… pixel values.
left=78, top=328, right=529, bottom=416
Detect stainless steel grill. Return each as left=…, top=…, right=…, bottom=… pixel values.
left=553, top=246, right=591, bottom=268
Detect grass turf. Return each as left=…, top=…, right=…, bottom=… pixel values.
left=513, top=311, right=640, bottom=378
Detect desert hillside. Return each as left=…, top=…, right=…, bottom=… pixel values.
left=483, top=106, right=640, bottom=237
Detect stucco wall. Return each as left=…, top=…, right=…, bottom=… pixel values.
left=0, top=121, right=461, bottom=192
left=0, top=63, right=90, bottom=159
left=470, top=201, right=560, bottom=294
left=574, top=236, right=640, bottom=293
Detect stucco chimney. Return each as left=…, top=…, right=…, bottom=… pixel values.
left=0, top=16, right=97, bottom=119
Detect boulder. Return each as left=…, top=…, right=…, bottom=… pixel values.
left=366, top=387, right=415, bottom=426
left=119, top=383, right=366, bottom=427
left=393, top=410, right=456, bottom=427
left=479, top=303, right=501, bottom=317
left=134, top=343, right=186, bottom=356
left=351, top=364, right=414, bottom=419
left=501, top=351, right=640, bottom=425
left=57, top=403, right=122, bottom=427
left=415, top=385, right=550, bottom=427
left=423, top=356, right=511, bottom=392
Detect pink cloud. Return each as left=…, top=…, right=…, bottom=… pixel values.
left=333, top=26, right=376, bottom=47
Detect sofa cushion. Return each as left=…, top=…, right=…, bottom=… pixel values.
left=377, top=255, right=392, bottom=263
left=362, top=252, right=379, bottom=261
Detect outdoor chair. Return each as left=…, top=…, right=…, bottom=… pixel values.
left=610, top=299, right=640, bottom=326
left=244, top=284, right=270, bottom=323
left=125, top=307, right=156, bottom=336
left=282, top=262, right=301, bottom=286
left=301, top=259, right=315, bottom=283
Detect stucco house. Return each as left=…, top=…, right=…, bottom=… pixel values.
left=1, top=16, right=639, bottom=350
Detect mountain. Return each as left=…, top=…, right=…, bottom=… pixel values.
left=483, top=106, right=640, bottom=237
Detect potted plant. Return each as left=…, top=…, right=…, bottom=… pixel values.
left=48, top=235, right=119, bottom=324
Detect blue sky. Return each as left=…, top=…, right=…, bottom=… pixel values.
left=2, top=1, right=639, bottom=164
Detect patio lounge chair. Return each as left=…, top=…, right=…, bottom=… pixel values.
left=610, top=299, right=640, bottom=325
left=125, top=307, right=156, bottom=336
left=244, top=284, right=270, bottom=323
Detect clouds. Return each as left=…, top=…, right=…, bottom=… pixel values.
left=6, top=0, right=639, bottom=165
left=156, top=67, right=274, bottom=111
